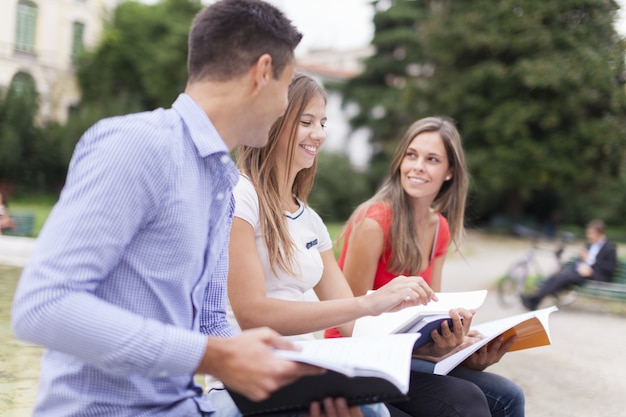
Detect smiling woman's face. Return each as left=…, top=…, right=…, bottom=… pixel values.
left=278, top=94, right=327, bottom=175
left=399, top=131, right=451, bottom=202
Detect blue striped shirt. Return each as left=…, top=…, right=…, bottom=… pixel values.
left=12, top=94, right=239, bottom=416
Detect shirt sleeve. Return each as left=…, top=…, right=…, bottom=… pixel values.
left=309, top=207, right=333, bottom=253
left=233, top=175, right=260, bottom=229
left=11, top=117, right=207, bottom=378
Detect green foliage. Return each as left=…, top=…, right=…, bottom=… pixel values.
left=0, top=0, right=202, bottom=194
left=0, top=76, right=39, bottom=183
left=0, top=75, right=69, bottom=191
left=343, top=0, right=626, bottom=225
left=309, top=152, right=371, bottom=222
left=76, top=0, right=201, bottom=111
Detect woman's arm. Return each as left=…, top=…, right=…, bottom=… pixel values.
left=341, top=217, right=385, bottom=296
left=314, top=250, right=434, bottom=335
left=228, top=218, right=433, bottom=337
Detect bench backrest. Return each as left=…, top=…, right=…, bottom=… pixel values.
left=563, top=256, right=626, bottom=285
left=612, top=258, right=626, bottom=285
left=3, top=212, right=36, bottom=237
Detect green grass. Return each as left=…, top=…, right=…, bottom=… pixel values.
left=326, top=223, right=343, bottom=241
left=8, top=194, right=58, bottom=237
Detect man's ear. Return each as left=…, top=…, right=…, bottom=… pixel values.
left=251, top=53, right=273, bottom=93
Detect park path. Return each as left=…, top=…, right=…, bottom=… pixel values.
left=0, top=235, right=36, bottom=268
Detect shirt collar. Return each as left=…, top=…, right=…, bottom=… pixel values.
left=592, top=237, right=606, bottom=248
left=172, top=93, right=229, bottom=158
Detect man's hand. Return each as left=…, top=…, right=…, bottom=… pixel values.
left=197, top=328, right=324, bottom=401
left=576, top=263, right=593, bottom=277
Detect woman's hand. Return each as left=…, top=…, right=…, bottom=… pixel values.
left=429, top=308, right=474, bottom=356
left=363, top=275, right=438, bottom=315
left=413, top=308, right=475, bottom=360
left=463, top=334, right=516, bottom=371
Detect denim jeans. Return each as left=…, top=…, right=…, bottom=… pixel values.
left=448, top=367, right=525, bottom=417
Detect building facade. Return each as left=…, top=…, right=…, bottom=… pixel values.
left=0, top=0, right=117, bottom=123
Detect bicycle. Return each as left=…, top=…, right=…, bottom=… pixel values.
left=497, top=225, right=576, bottom=308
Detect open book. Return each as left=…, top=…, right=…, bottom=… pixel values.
left=412, top=306, right=558, bottom=375
left=226, top=333, right=420, bottom=417
left=353, top=290, right=488, bottom=339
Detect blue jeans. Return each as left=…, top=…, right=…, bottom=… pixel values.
left=205, top=388, right=390, bottom=417
left=448, top=367, right=525, bottom=417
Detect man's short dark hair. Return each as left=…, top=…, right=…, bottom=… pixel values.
left=587, top=219, right=606, bottom=234
left=188, top=0, right=302, bottom=82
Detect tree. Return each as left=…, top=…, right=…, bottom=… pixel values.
left=343, top=0, right=626, bottom=225
left=76, top=0, right=202, bottom=112
left=309, top=152, right=371, bottom=222
left=0, top=73, right=69, bottom=191
left=0, top=73, right=41, bottom=185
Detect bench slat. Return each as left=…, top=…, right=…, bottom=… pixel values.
left=579, top=259, right=626, bottom=301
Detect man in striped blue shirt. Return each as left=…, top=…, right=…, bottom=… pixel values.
left=11, top=1, right=332, bottom=416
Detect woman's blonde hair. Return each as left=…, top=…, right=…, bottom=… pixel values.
left=236, top=73, right=327, bottom=275
left=343, top=116, right=468, bottom=275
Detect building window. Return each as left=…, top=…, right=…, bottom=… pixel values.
left=72, top=21, right=85, bottom=63
left=9, top=71, right=37, bottom=97
left=15, top=0, right=38, bottom=54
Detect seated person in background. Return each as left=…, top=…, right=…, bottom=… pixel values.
left=217, top=74, right=492, bottom=417
left=521, top=219, right=617, bottom=310
left=0, top=192, right=17, bottom=234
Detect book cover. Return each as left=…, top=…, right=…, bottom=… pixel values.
left=406, top=314, right=455, bottom=349
left=226, top=333, right=420, bottom=417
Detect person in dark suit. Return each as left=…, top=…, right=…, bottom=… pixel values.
left=521, top=219, right=617, bottom=310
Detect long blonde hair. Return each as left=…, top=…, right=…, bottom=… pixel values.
left=343, top=116, right=468, bottom=275
left=236, top=74, right=327, bottom=275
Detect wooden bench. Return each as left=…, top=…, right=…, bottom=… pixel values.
left=577, top=258, right=626, bottom=302
left=2, top=212, right=36, bottom=237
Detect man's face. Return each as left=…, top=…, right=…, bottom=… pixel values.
left=586, top=227, right=603, bottom=244
left=246, top=62, right=295, bottom=148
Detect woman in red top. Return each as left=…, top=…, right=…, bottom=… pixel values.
left=326, top=117, right=525, bottom=417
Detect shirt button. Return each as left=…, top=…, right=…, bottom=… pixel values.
left=216, top=192, right=224, bottom=200
left=220, top=155, right=231, bottom=164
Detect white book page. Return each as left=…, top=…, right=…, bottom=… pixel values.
left=273, top=333, right=420, bottom=393
left=354, top=290, right=488, bottom=337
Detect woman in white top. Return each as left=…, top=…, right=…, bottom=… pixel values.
left=228, top=74, right=490, bottom=417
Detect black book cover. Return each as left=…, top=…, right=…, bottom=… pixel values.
left=226, top=370, right=409, bottom=417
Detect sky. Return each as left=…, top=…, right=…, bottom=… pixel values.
left=266, top=0, right=375, bottom=56
left=269, top=0, right=626, bottom=56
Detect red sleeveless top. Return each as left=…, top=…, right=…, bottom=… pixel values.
left=325, top=203, right=450, bottom=338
